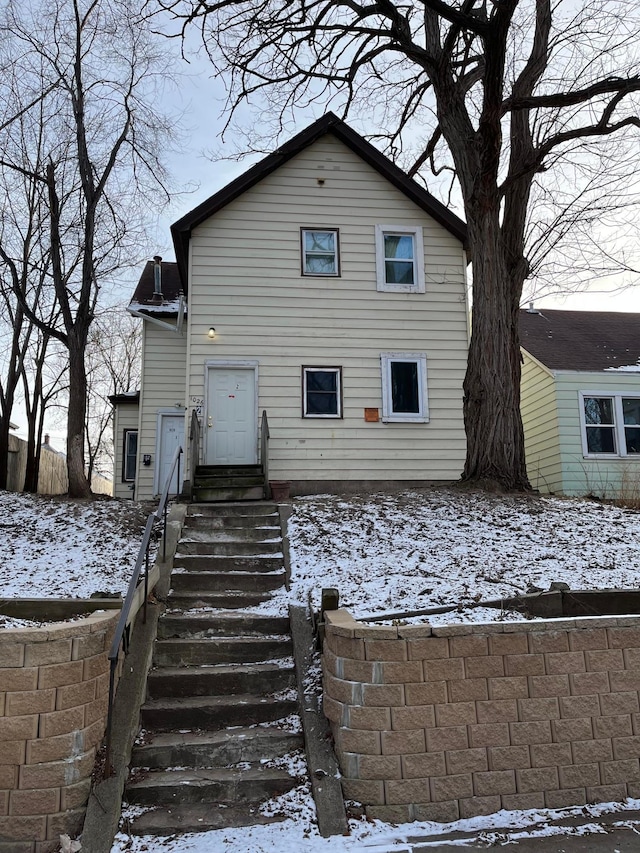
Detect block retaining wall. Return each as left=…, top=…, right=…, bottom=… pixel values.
left=323, top=609, right=640, bottom=823
left=0, top=610, right=120, bottom=853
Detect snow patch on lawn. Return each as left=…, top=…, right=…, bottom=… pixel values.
left=0, top=490, right=150, bottom=601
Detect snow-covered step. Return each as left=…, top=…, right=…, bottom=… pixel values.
left=146, top=662, right=296, bottom=698
left=170, top=569, right=285, bottom=593
left=187, top=502, right=277, bottom=517
left=179, top=526, right=281, bottom=542
left=157, top=612, right=290, bottom=639
left=128, top=802, right=285, bottom=835
left=176, top=539, right=282, bottom=556
left=140, top=693, right=298, bottom=731
left=126, top=765, right=297, bottom=806
left=130, top=727, right=303, bottom=769
left=153, top=635, right=293, bottom=666
left=172, top=554, right=283, bottom=572
left=166, top=590, right=275, bottom=610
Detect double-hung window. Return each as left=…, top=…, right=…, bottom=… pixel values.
left=123, top=430, right=138, bottom=481
left=375, top=224, right=425, bottom=293
left=301, top=229, right=340, bottom=276
left=381, top=353, right=428, bottom=422
left=580, top=393, right=640, bottom=456
left=302, top=367, right=342, bottom=418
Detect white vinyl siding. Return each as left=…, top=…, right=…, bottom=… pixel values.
left=520, top=350, right=563, bottom=494
left=112, top=402, right=139, bottom=499
left=136, top=322, right=187, bottom=499
left=185, top=134, right=468, bottom=484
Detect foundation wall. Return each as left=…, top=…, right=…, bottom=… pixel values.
left=323, top=609, right=640, bottom=823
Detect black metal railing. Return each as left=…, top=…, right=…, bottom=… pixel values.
left=103, top=443, right=183, bottom=776
left=260, top=409, right=270, bottom=499
left=190, top=409, right=200, bottom=495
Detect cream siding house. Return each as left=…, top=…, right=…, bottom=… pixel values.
left=108, top=393, right=139, bottom=499
left=113, top=114, right=470, bottom=500
left=520, top=308, right=640, bottom=499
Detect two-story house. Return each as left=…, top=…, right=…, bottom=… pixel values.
left=112, top=113, right=470, bottom=500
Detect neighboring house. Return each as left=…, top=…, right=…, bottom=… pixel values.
left=520, top=308, right=640, bottom=499
left=108, top=392, right=140, bottom=499
left=112, top=113, right=470, bottom=500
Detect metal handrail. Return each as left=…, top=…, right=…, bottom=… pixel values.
left=190, top=409, right=200, bottom=496
left=103, top=443, right=183, bottom=776
left=260, top=409, right=270, bottom=499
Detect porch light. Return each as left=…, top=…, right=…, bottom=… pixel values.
left=208, top=327, right=216, bottom=339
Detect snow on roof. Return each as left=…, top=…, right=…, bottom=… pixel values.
left=128, top=298, right=187, bottom=316
left=605, top=361, right=640, bottom=372
left=520, top=308, right=640, bottom=372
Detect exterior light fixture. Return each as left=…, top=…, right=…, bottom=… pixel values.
left=208, top=327, right=216, bottom=339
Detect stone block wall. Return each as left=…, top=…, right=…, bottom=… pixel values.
left=323, top=609, right=640, bottom=823
left=0, top=610, right=120, bottom=853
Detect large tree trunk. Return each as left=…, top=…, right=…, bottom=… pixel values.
left=67, top=338, right=91, bottom=498
left=462, top=210, right=530, bottom=491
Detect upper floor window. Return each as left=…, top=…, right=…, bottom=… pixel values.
left=301, top=228, right=340, bottom=276
left=302, top=366, right=342, bottom=417
left=581, top=393, right=640, bottom=456
left=123, top=429, right=138, bottom=481
left=381, top=353, right=429, bottom=422
left=375, top=224, right=425, bottom=293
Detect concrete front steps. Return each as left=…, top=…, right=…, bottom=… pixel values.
left=192, top=464, right=266, bottom=502
left=123, top=502, right=304, bottom=836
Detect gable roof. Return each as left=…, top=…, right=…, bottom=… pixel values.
left=170, top=112, right=468, bottom=288
left=519, top=308, right=640, bottom=372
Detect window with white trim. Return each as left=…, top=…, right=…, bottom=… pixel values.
left=301, top=229, right=340, bottom=276
left=375, top=224, right=425, bottom=292
left=302, top=367, right=342, bottom=418
left=381, top=353, right=428, bottom=422
left=123, top=429, right=138, bottom=481
left=580, top=393, right=640, bottom=456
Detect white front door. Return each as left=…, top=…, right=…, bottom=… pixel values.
left=156, top=414, right=184, bottom=494
left=205, top=367, right=257, bottom=464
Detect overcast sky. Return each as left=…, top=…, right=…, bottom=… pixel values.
left=15, top=33, right=640, bottom=447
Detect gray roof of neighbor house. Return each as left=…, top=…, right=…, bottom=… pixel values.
left=129, top=261, right=182, bottom=316
left=169, top=112, right=468, bottom=289
left=519, top=308, right=640, bottom=372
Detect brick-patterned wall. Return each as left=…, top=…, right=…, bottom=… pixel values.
left=323, top=609, right=640, bottom=823
left=0, top=610, right=120, bottom=853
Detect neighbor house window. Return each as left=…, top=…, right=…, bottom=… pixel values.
left=301, top=229, right=340, bottom=276
left=375, top=224, right=425, bottom=292
left=302, top=367, right=342, bottom=417
left=580, top=393, right=640, bottom=456
left=381, top=353, right=428, bottom=422
left=123, top=430, right=138, bottom=481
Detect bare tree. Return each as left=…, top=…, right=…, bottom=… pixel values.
left=161, top=0, right=640, bottom=489
left=0, top=0, right=174, bottom=496
left=0, top=108, right=60, bottom=490
left=85, top=309, right=141, bottom=485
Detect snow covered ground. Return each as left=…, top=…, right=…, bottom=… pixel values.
left=0, top=490, right=150, bottom=624
left=4, top=485, right=640, bottom=851
left=285, top=488, right=640, bottom=623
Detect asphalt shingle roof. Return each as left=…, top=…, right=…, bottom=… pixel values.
left=519, top=308, right=640, bottom=372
